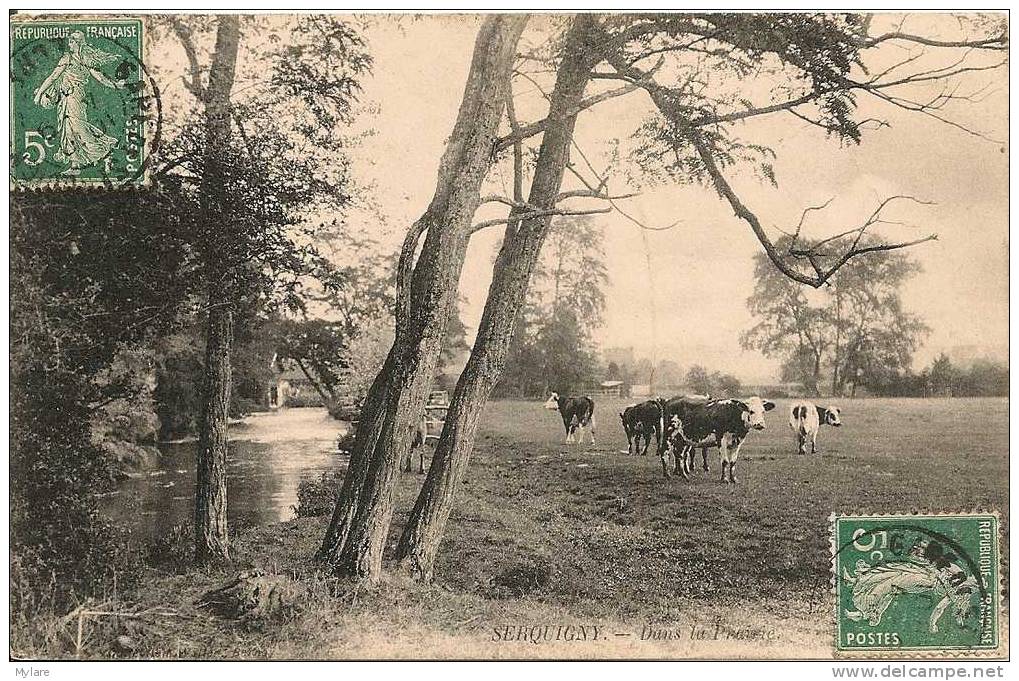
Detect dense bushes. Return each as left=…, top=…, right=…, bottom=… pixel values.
left=867, top=355, right=1008, bottom=398
left=293, top=471, right=344, bottom=518
left=10, top=362, right=143, bottom=615
left=11, top=189, right=190, bottom=617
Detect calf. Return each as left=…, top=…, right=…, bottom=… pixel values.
left=666, top=394, right=712, bottom=475
left=788, top=401, right=841, bottom=455
left=661, top=396, right=776, bottom=483
left=619, top=399, right=664, bottom=455
left=544, top=392, right=596, bottom=445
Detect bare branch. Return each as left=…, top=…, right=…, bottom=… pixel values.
left=480, top=195, right=533, bottom=210
left=691, top=129, right=938, bottom=286
left=860, top=30, right=1008, bottom=51
left=566, top=139, right=681, bottom=232
left=603, top=35, right=940, bottom=288
left=504, top=85, right=525, bottom=208
left=469, top=206, right=611, bottom=234
left=170, top=18, right=207, bottom=102
left=556, top=188, right=639, bottom=202
left=494, top=82, right=640, bottom=152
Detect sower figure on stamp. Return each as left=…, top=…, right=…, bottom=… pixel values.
left=32, top=31, right=126, bottom=175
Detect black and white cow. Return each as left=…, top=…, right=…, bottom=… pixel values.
left=663, top=394, right=713, bottom=475
left=788, top=401, right=841, bottom=455
left=619, top=399, right=664, bottom=455
left=544, top=392, right=596, bottom=445
left=661, top=396, right=776, bottom=483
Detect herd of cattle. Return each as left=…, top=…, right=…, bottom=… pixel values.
left=543, top=391, right=841, bottom=483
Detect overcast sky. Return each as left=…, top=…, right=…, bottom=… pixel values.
left=345, top=14, right=1008, bottom=383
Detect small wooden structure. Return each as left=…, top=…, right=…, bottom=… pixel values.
left=423, top=390, right=449, bottom=442
left=599, top=380, right=624, bottom=397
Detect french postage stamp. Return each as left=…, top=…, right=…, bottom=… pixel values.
left=832, top=513, right=1001, bottom=656
left=10, top=16, right=152, bottom=188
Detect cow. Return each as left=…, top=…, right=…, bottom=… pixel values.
left=619, top=399, right=664, bottom=455
left=661, top=396, right=776, bottom=483
left=544, top=392, right=596, bottom=445
left=788, top=400, right=841, bottom=455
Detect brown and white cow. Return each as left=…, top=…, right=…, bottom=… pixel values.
left=661, top=396, right=776, bottom=483
left=545, top=392, right=596, bottom=446
left=788, top=400, right=841, bottom=455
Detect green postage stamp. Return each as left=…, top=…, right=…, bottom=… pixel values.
left=832, top=513, right=1001, bottom=656
left=10, top=16, right=152, bottom=187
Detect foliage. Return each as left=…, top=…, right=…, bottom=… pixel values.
left=336, top=317, right=395, bottom=405
left=741, top=236, right=929, bottom=396
left=294, top=471, right=344, bottom=518
left=91, top=346, right=161, bottom=447
left=274, top=319, right=349, bottom=400
left=499, top=216, right=608, bottom=396
left=869, top=355, right=1008, bottom=398
left=152, top=330, right=205, bottom=439
left=10, top=189, right=191, bottom=610
left=685, top=365, right=742, bottom=397
left=625, top=14, right=867, bottom=191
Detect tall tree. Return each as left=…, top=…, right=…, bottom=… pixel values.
left=395, top=15, right=605, bottom=578
left=742, top=238, right=929, bottom=396
left=499, top=214, right=609, bottom=395
left=192, top=15, right=242, bottom=564
left=317, top=15, right=530, bottom=581
left=163, top=15, right=373, bottom=563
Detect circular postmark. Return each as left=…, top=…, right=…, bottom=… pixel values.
left=10, top=18, right=162, bottom=189
left=833, top=516, right=999, bottom=652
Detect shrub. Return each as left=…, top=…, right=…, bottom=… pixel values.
left=282, top=391, right=326, bottom=408
left=143, top=524, right=193, bottom=574
left=11, top=369, right=143, bottom=616
left=293, top=471, right=344, bottom=518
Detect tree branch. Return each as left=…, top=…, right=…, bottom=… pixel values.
left=470, top=206, right=611, bottom=234
left=495, top=83, right=640, bottom=152
left=395, top=219, right=428, bottom=328
left=170, top=18, right=207, bottom=102
left=692, top=131, right=936, bottom=287
left=860, top=30, right=1008, bottom=50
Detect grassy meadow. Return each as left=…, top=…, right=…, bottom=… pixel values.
left=15, top=397, right=1008, bottom=660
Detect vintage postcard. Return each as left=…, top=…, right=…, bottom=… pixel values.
left=8, top=9, right=1008, bottom=666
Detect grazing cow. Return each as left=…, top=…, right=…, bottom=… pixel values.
left=661, top=396, right=776, bottom=483
left=402, top=416, right=429, bottom=474
left=544, top=392, right=596, bottom=445
left=619, top=399, right=664, bottom=455
left=788, top=401, right=841, bottom=455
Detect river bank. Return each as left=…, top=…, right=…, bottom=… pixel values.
left=101, top=407, right=347, bottom=540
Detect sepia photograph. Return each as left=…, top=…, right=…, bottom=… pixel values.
left=7, top=9, right=1009, bottom=664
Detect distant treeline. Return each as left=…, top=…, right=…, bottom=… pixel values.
left=865, top=355, right=1008, bottom=398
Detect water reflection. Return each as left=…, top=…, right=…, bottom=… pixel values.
left=103, top=407, right=348, bottom=541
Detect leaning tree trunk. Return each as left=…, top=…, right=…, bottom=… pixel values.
left=317, top=14, right=528, bottom=582
left=194, top=16, right=241, bottom=565
left=395, top=15, right=600, bottom=581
